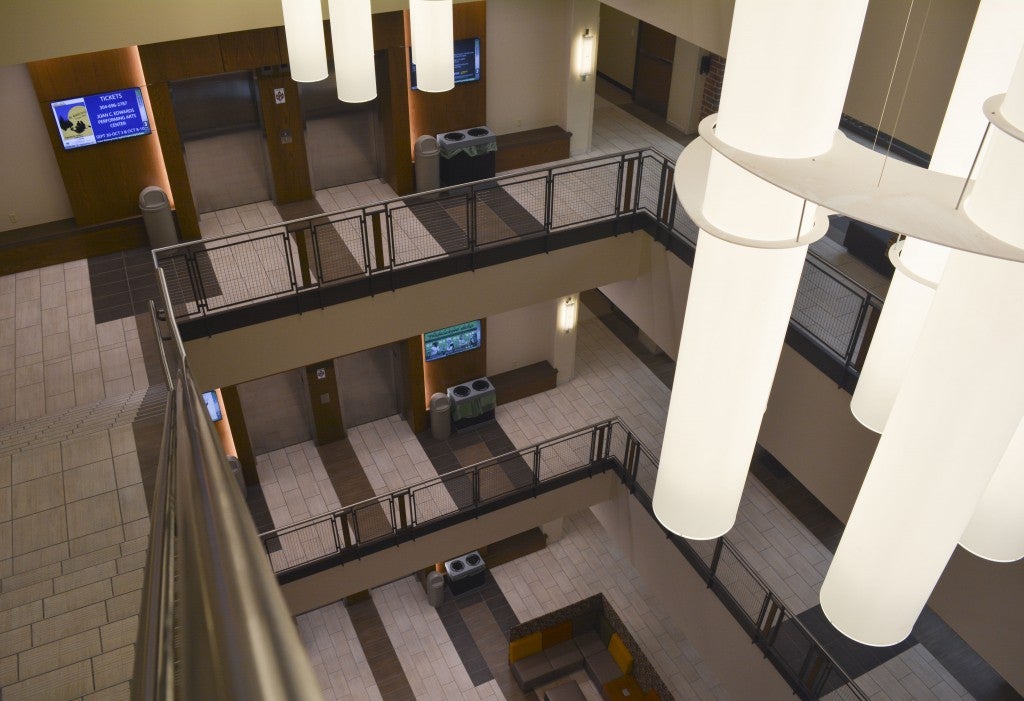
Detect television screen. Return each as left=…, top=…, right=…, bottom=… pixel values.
left=424, top=320, right=481, bottom=362
left=50, top=87, right=152, bottom=150
left=410, top=37, right=481, bottom=90
left=202, top=391, right=223, bottom=422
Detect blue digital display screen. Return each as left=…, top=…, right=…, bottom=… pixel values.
left=50, top=87, right=152, bottom=150
left=411, top=37, right=481, bottom=90
left=424, top=320, right=481, bottom=362
left=202, top=391, right=223, bottom=422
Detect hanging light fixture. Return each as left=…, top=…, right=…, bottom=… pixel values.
left=850, top=0, right=1024, bottom=433
left=281, top=0, right=329, bottom=83
left=328, top=0, right=377, bottom=102
left=960, top=416, right=1024, bottom=562
left=821, top=26, right=1024, bottom=646
left=653, top=0, right=868, bottom=540
left=409, top=0, right=454, bottom=93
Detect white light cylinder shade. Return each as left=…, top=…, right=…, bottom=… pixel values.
left=820, top=251, right=1024, bottom=646
left=409, top=0, right=454, bottom=93
left=960, top=416, right=1024, bottom=562
left=849, top=0, right=1024, bottom=433
left=652, top=0, right=868, bottom=539
left=328, top=0, right=376, bottom=103
left=282, top=0, right=329, bottom=83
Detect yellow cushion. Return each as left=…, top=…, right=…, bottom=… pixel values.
left=508, top=631, right=543, bottom=663
left=645, top=691, right=661, bottom=701
left=607, top=633, right=633, bottom=674
left=541, top=620, right=573, bottom=648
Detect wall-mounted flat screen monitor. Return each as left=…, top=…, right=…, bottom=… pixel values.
left=50, top=87, right=152, bottom=150
left=410, top=37, right=481, bottom=90
left=202, top=391, right=223, bottom=422
left=424, top=320, right=481, bottom=362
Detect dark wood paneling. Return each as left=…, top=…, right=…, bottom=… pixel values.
left=633, top=22, right=674, bottom=118
left=257, top=72, right=313, bottom=204
left=28, top=48, right=172, bottom=228
left=422, top=319, right=487, bottom=408
left=374, top=12, right=414, bottom=195
left=495, top=127, right=571, bottom=172
left=146, top=82, right=200, bottom=240
left=407, top=2, right=487, bottom=151
left=220, top=385, right=258, bottom=484
left=404, top=337, right=427, bottom=434
left=0, top=219, right=147, bottom=276
left=489, top=361, right=557, bottom=406
left=137, top=36, right=225, bottom=84
left=306, top=362, right=345, bottom=445
left=220, top=27, right=283, bottom=72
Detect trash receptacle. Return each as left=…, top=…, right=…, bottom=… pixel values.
left=429, top=392, right=451, bottom=440
left=227, top=455, right=245, bottom=495
left=139, top=186, right=178, bottom=249
left=426, top=571, right=445, bottom=607
left=414, top=135, right=440, bottom=193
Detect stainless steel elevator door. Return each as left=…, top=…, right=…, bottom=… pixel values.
left=337, top=343, right=400, bottom=428
left=299, top=77, right=379, bottom=192
left=236, top=369, right=313, bottom=455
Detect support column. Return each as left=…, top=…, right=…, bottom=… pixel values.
left=565, top=0, right=600, bottom=156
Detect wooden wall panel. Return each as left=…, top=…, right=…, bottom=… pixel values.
left=257, top=72, right=313, bottom=204
left=220, top=384, right=257, bottom=483
left=373, top=12, right=414, bottom=195
left=28, top=47, right=172, bottom=228
left=146, top=82, right=199, bottom=240
left=137, top=36, right=225, bottom=83
left=404, top=337, right=428, bottom=434
left=306, top=361, right=345, bottom=445
left=407, top=2, right=487, bottom=152
left=220, top=27, right=283, bottom=72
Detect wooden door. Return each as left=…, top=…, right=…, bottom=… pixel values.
left=633, top=22, right=675, bottom=117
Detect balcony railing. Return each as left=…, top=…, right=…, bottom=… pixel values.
left=257, top=417, right=868, bottom=701
left=153, top=148, right=885, bottom=385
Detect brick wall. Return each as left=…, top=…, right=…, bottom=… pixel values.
left=699, top=53, right=726, bottom=120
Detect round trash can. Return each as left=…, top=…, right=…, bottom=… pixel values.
left=138, top=186, right=178, bottom=249
left=227, top=455, right=245, bottom=495
left=426, top=571, right=445, bottom=607
left=414, top=135, right=440, bottom=193
left=429, top=392, right=451, bottom=440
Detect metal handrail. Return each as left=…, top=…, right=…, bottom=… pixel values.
left=133, top=280, right=323, bottom=700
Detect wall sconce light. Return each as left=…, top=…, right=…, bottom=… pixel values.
left=559, top=296, right=578, bottom=334
left=281, top=0, right=329, bottom=83
left=578, top=28, right=595, bottom=81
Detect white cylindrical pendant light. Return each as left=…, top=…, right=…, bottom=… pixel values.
left=328, top=0, right=377, bottom=102
left=409, top=0, right=454, bottom=93
left=282, top=0, right=329, bottom=83
left=850, top=0, right=1024, bottom=433
left=960, top=415, right=1024, bottom=562
left=653, top=0, right=868, bottom=539
left=820, top=251, right=1024, bottom=646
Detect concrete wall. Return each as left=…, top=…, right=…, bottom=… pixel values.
left=486, top=299, right=556, bottom=375
left=596, top=4, right=638, bottom=89
left=486, top=0, right=568, bottom=135
left=591, top=494, right=793, bottom=701
left=0, top=64, right=73, bottom=232
left=843, top=0, right=979, bottom=155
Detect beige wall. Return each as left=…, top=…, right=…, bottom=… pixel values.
left=0, top=64, right=73, bottom=232
left=666, top=37, right=703, bottom=134
left=599, top=0, right=733, bottom=57
left=486, top=299, right=556, bottom=375
left=185, top=232, right=646, bottom=390
left=486, top=0, right=568, bottom=135
left=599, top=236, right=1024, bottom=694
left=591, top=495, right=793, bottom=701
left=843, top=0, right=978, bottom=155
left=596, top=4, right=638, bottom=89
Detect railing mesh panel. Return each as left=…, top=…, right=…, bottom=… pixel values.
left=550, top=161, right=620, bottom=229
left=792, top=260, right=866, bottom=357
left=265, top=518, right=337, bottom=574
left=537, top=433, right=591, bottom=480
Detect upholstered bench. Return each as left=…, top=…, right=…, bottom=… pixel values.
left=543, top=680, right=587, bottom=701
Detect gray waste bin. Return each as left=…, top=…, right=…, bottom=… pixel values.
left=426, top=571, right=445, bottom=607
left=139, top=186, right=178, bottom=248
left=429, top=392, right=451, bottom=440
left=414, top=135, right=440, bottom=193
left=227, top=455, right=246, bottom=495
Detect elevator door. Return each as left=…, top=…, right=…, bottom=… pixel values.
left=633, top=22, right=674, bottom=118
left=337, top=343, right=401, bottom=428
left=299, top=76, right=380, bottom=191
left=236, top=369, right=313, bottom=455
left=171, top=72, right=273, bottom=213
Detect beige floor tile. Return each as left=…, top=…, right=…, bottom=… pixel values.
left=99, top=615, right=137, bottom=653
left=66, top=492, right=121, bottom=540
left=92, top=643, right=134, bottom=690
left=11, top=474, right=64, bottom=519
left=41, top=306, right=69, bottom=337
left=112, top=453, right=141, bottom=489
left=11, top=505, right=66, bottom=556
left=116, top=484, right=147, bottom=523
left=13, top=301, right=40, bottom=330
left=74, top=369, right=106, bottom=404
left=10, top=443, right=61, bottom=484
left=43, top=578, right=113, bottom=618
left=16, top=627, right=100, bottom=681
left=64, top=460, right=117, bottom=503
left=14, top=383, right=45, bottom=422
left=32, top=600, right=107, bottom=646
left=42, top=332, right=71, bottom=362
left=43, top=357, right=74, bottom=394
left=13, top=363, right=41, bottom=388
left=68, top=525, right=125, bottom=559
left=13, top=325, right=41, bottom=357
left=3, top=658, right=93, bottom=700
left=62, top=432, right=112, bottom=470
